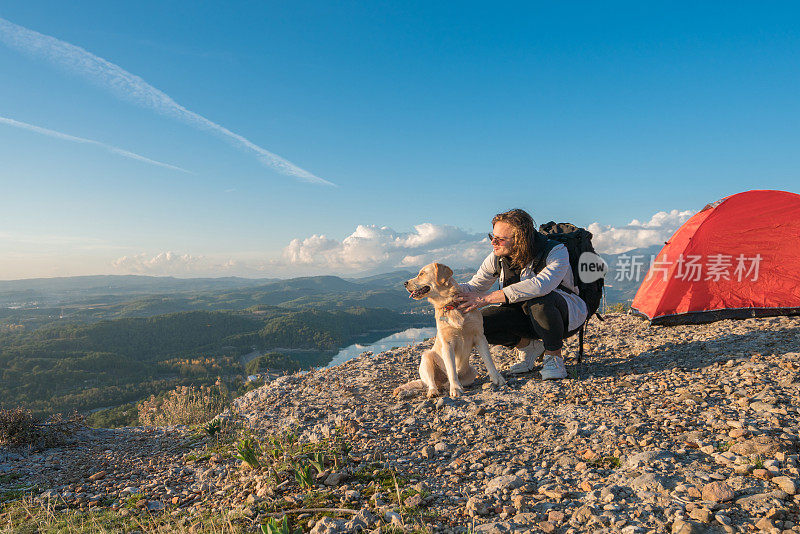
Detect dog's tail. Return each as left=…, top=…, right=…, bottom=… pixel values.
left=392, top=380, right=426, bottom=398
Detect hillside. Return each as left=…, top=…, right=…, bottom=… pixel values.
left=0, top=307, right=427, bottom=417
left=4, top=314, right=799, bottom=533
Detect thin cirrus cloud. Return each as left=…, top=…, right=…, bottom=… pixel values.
left=0, top=16, right=334, bottom=186
left=0, top=115, right=192, bottom=173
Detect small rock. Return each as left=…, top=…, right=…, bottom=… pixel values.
left=324, top=472, right=345, bottom=486
left=630, top=473, right=668, bottom=494
left=626, top=449, right=672, bottom=469
left=755, top=517, right=774, bottom=531
left=466, top=495, right=492, bottom=516
left=538, top=520, right=556, bottom=533
left=689, top=507, right=711, bottom=523
left=474, top=522, right=515, bottom=534
left=771, top=476, right=797, bottom=495
left=146, top=501, right=164, bottom=512
left=752, top=468, right=771, bottom=480
left=39, top=489, right=58, bottom=500
left=714, top=514, right=731, bottom=527
left=729, top=436, right=782, bottom=457
left=404, top=493, right=422, bottom=508
left=484, top=475, right=523, bottom=495
left=384, top=510, right=402, bottom=527
left=701, top=481, right=735, bottom=503
left=671, top=519, right=705, bottom=534
left=310, top=517, right=348, bottom=534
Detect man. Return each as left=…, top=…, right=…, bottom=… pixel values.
left=455, top=209, right=587, bottom=379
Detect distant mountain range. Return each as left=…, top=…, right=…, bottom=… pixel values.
left=0, top=244, right=665, bottom=313
left=0, top=275, right=277, bottom=307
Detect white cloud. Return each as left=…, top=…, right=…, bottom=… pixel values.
left=280, top=223, right=488, bottom=274
left=97, top=209, right=696, bottom=279
left=587, top=209, right=696, bottom=254
left=111, top=252, right=227, bottom=276
left=0, top=115, right=191, bottom=173
left=0, top=17, right=332, bottom=186
left=280, top=210, right=697, bottom=275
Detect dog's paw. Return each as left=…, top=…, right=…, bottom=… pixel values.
left=492, top=375, right=507, bottom=387
left=449, top=386, right=464, bottom=398
left=426, top=388, right=441, bottom=399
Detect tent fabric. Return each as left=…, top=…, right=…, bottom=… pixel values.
left=631, top=189, right=800, bottom=326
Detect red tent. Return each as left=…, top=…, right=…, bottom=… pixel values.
left=631, top=190, right=800, bottom=325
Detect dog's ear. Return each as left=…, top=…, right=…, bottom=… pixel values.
left=433, top=263, right=453, bottom=286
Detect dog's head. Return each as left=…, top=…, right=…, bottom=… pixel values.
left=404, top=263, right=454, bottom=301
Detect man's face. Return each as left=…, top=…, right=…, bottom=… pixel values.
left=491, top=221, right=515, bottom=257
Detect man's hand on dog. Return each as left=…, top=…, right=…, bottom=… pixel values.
left=456, top=290, right=508, bottom=312
left=454, top=292, right=486, bottom=312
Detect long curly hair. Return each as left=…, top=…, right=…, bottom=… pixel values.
left=491, top=208, right=538, bottom=269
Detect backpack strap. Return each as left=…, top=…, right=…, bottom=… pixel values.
left=491, top=254, right=502, bottom=278
left=530, top=232, right=559, bottom=275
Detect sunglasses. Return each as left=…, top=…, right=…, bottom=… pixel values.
left=488, top=233, right=512, bottom=244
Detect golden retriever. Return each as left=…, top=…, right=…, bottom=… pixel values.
left=393, top=262, right=506, bottom=398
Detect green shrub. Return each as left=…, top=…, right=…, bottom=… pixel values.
left=0, top=408, right=39, bottom=446
left=262, top=516, right=302, bottom=534
left=0, top=408, right=80, bottom=449
left=235, top=438, right=262, bottom=469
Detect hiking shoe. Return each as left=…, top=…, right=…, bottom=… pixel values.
left=540, top=353, right=567, bottom=380
left=507, top=340, right=545, bottom=374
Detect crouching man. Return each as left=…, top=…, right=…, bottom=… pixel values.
left=455, top=209, right=587, bottom=379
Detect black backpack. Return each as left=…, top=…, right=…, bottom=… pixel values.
left=538, top=221, right=604, bottom=323
left=493, top=221, right=605, bottom=362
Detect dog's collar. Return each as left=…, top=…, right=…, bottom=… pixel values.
left=441, top=301, right=458, bottom=312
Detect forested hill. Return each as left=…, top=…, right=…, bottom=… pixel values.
left=0, top=307, right=427, bottom=417
left=0, top=273, right=431, bottom=331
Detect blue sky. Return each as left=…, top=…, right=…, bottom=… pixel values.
left=1, top=2, right=799, bottom=279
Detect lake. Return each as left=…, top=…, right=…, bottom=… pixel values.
left=325, top=326, right=437, bottom=368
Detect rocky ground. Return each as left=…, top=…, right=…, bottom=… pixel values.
left=2, top=313, right=799, bottom=533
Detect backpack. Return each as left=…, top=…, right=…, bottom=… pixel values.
left=492, top=221, right=605, bottom=362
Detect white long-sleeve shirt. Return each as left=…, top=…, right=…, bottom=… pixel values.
left=459, top=244, right=588, bottom=331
